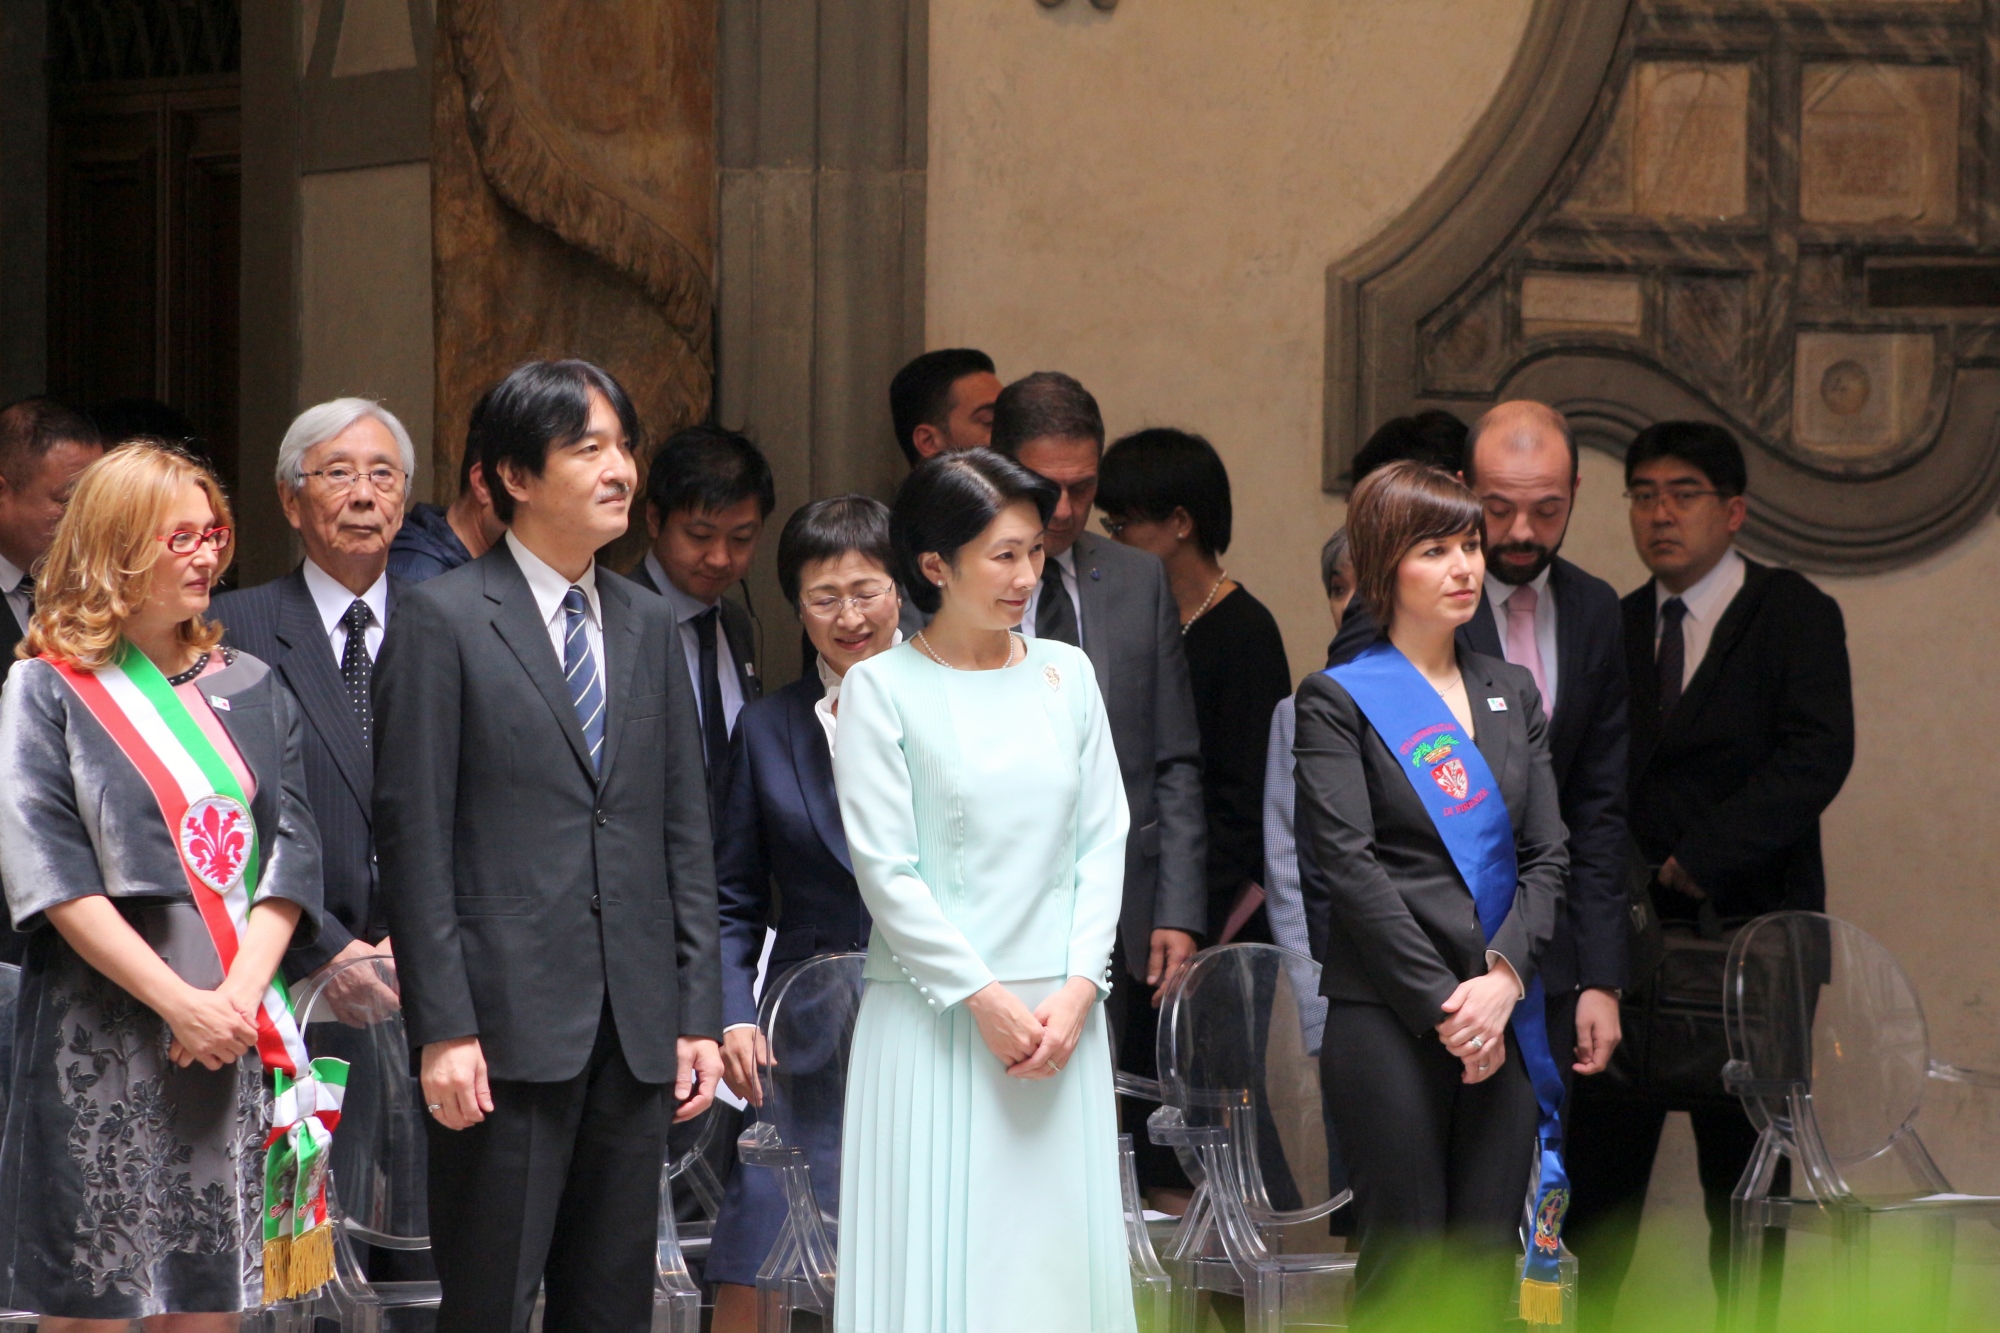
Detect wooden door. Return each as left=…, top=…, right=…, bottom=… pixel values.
left=48, top=79, right=241, bottom=490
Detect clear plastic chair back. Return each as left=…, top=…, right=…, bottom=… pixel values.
left=1724, top=912, right=1928, bottom=1193
left=742, top=952, right=866, bottom=1187
left=1157, top=942, right=1335, bottom=1221
left=0, top=962, right=19, bottom=1117
left=294, top=955, right=429, bottom=1247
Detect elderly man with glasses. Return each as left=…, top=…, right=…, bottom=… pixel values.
left=210, top=398, right=414, bottom=1004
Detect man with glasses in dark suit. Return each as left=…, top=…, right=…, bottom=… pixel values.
left=1565, top=421, right=1854, bottom=1330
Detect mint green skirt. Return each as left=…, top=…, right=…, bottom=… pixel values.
left=834, top=976, right=1138, bottom=1333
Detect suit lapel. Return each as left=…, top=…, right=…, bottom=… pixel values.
left=1070, top=534, right=1115, bottom=699
left=787, top=676, right=851, bottom=873
left=1546, top=561, right=1588, bottom=757
left=274, top=568, right=374, bottom=813
left=485, top=550, right=597, bottom=781
left=595, top=573, right=643, bottom=778
left=722, top=597, right=760, bottom=701
left=1464, top=648, right=1513, bottom=780
left=1659, top=560, right=1770, bottom=745
left=1625, top=586, right=1664, bottom=772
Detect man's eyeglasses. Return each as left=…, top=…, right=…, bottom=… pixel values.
left=801, top=587, right=891, bottom=621
left=1624, top=485, right=1726, bottom=512
left=157, top=526, right=232, bottom=556
left=303, top=465, right=406, bottom=494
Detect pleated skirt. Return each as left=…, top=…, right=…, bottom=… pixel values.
left=834, top=976, right=1138, bottom=1333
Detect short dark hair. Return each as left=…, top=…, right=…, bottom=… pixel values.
left=0, top=398, right=101, bottom=488
left=1320, top=527, right=1351, bottom=596
left=1623, top=420, right=1748, bottom=497
left=470, top=360, right=642, bottom=524
left=892, top=450, right=1058, bottom=615
left=1347, top=460, right=1483, bottom=627
left=1096, top=427, right=1233, bottom=557
left=645, top=424, right=775, bottom=522
left=990, top=371, right=1104, bottom=458
left=776, top=494, right=894, bottom=605
left=890, top=349, right=996, bottom=467
left=1351, top=409, right=1467, bottom=485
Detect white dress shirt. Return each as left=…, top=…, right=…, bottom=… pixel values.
left=1654, top=548, right=1746, bottom=690
left=300, top=559, right=389, bottom=664
left=1017, top=546, right=1085, bottom=644
left=811, top=630, right=902, bottom=759
left=645, top=551, right=746, bottom=737
left=507, top=531, right=605, bottom=697
left=0, top=551, right=28, bottom=635
left=1485, top=566, right=1559, bottom=716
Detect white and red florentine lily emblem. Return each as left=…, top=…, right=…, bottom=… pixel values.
left=180, top=795, right=251, bottom=892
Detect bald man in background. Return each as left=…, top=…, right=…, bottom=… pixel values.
left=1458, top=402, right=1631, bottom=1086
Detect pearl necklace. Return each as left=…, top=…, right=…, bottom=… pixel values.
left=915, top=630, right=1021, bottom=671
left=1180, top=572, right=1229, bottom=635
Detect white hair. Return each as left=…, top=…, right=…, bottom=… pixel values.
left=275, top=398, right=417, bottom=491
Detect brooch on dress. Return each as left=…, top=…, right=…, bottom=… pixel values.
left=1044, top=664, right=1062, bottom=692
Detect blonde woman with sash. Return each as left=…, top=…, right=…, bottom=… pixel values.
left=1294, top=461, right=1570, bottom=1330
left=0, top=441, right=331, bottom=1329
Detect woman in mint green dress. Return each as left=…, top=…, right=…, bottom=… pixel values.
left=831, top=450, right=1137, bottom=1333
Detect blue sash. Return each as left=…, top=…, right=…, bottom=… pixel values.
left=1329, top=639, right=1568, bottom=1319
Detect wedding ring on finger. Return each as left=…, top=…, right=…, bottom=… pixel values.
left=426, top=1103, right=443, bottom=1114
left=1470, top=1034, right=1485, bottom=1051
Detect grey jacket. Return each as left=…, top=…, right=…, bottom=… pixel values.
left=1067, top=532, right=1207, bottom=968
left=0, top=651, right=325, bottom=946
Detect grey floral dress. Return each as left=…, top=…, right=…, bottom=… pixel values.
left=0, top=652, right=323, bottom=1319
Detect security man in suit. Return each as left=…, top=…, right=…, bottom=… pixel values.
left=889, top=348, right=1004, bottom=641
left=0, top=399, right=102, bottom=682
left=0, top=398, right=103, bottom=966
left=374, top=360, right=724, bottom=1333
left=213, top=398, right=414, bottom=995
left=989, top=371, right=1207, bottom=1039
left=1565, top=420, right=1854, bottom=1329
left=626, top=425, right=770, bottom=807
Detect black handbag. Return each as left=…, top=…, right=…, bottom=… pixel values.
left=1597, top=851, right=1744, bottom=1112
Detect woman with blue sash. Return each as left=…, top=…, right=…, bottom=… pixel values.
left=1293, top=461, right=1571, bottom=1327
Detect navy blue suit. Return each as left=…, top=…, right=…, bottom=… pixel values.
left=706, top=672, right=871, bottom=1285
left=212, top=566, right=406, bottom=978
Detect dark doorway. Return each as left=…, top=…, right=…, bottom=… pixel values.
left=45, top=0, right=242, bottom=491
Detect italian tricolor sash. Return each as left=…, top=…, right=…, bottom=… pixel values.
left=47, top=645, right=348, bottom=1303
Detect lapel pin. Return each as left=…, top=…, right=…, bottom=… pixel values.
left=1090, top=568, right=1101, bottom=580
left=209, top=695, right=232, bottom=711
left=1486, top=697, right=1507, bottom=712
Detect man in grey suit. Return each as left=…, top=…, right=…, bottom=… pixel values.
left=992, top=372, right=1206, bottom=1041
left=374, top=360, right=723, bottom=1333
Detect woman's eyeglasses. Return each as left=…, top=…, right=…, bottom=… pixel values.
left=157, top=526, right=232, bottom=556
left=801, top=587, right=891, bottom=621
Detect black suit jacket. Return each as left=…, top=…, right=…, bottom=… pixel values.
left=623, top=560, right=762, bottom=717
left=1329, top=562, right=1629, bottom=995
left=0, top=600, right=21, bottom=683
left=212, top=566, right=404, bottom=979
left=1295, top=646, right=1569, bottom=1037
left=1622, top=558, right=1853, bottom=918
left=714, top=673, right=870, bottom=1029
left=373, top=543, right=722, bottom=1084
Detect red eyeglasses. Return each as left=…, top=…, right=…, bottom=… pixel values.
left=157, top=526, right=232, bottom=556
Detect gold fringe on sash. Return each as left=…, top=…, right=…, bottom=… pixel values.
left=262, top=1236, right=291, bottom=1302
left=1519, top=1277, right=1565, bottom=1325
left=284, top=1223, right=335, bottom=1299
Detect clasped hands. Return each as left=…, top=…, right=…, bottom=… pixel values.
left=967, top=977, right=1097, bottom=1079
left=1435, top=957, right=1522, bottom=1085
left=164, top=974, right=266, bottom=1071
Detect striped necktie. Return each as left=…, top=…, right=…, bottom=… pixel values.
left=561, top=586, right=605, bottom=772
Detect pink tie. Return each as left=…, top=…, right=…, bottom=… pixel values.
left=1504, top=584, right=1550, bottom=710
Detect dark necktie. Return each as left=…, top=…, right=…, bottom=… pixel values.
left=10, top=574, right=32, bottom=631
left=692, top=607, right=730, bottom=793
left=339, top=599, right=374, bottom=742
left=561, top=587, right=605, bottom=773
left=1657, top=596, right=1688, bottom=717
left=1035, top=557, right=1079, bottom=646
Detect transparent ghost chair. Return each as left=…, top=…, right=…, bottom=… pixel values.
left=732, top=952, right=868, bottom=1333
left=0, top=964, right=30, bottom=1326
left=1148, top=943, right=1354, bottom=1333
left=282, top=953, right=436, bottom=1333
left=1721, top=911, right=2000, bottom=1332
